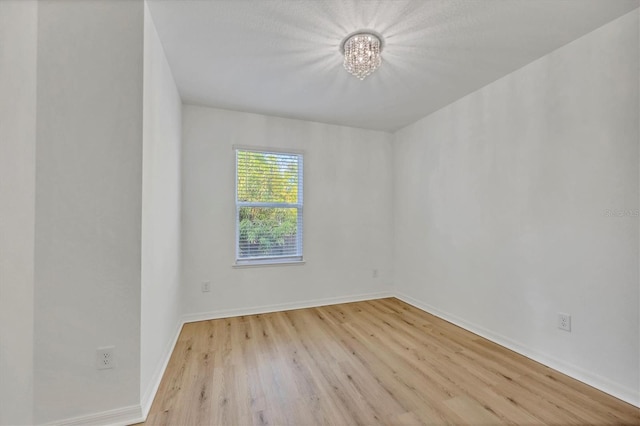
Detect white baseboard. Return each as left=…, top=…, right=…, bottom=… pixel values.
left=394, top=291, right=640, bottom=408
left=44, top=404, right=142, bottom=426
left=181, top=290, right=394, bottom=323
left=139, top=320, right=184, bottom=418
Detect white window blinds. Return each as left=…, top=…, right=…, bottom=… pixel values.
left=235, top=148, right=303, bottom=263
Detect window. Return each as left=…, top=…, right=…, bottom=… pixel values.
left=235, top=147, right=303, bottom=265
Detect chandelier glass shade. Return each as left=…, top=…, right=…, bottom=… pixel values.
left=341, top=31, right=383, bottom=80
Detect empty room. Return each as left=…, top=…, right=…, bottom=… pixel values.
left=1, top=0, right=639, bottom=425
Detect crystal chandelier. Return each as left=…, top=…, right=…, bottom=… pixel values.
left=340, top=31, right=383, bottom=80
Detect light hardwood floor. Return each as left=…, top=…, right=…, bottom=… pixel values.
left=135, top=298, right=640, bottom=425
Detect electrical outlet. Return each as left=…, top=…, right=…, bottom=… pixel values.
left=96, top=346, right=115, bottom=369
left=201, top=281, right=211, bottom=292
left=372, top=269, right=379, bottom=278
left=558, top=313, right=571, bottom=332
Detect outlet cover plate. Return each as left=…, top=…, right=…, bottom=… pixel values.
left=96, top=346, right=115, bottom=369
left=558, top=313, right=571, bottom=332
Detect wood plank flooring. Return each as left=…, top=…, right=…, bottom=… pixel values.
left=135, top=298, right=640, bottom=425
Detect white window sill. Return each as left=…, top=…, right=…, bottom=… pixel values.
left=232, top=259, right=306, bottom=269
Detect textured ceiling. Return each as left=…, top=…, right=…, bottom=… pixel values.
left=147, top=0, right=639, bottom=132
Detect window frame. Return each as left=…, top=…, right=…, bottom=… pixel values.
left=233, top=146, right=304, bottom=266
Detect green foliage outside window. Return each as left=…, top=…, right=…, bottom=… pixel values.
left=237, top=151, right=301, bottom=258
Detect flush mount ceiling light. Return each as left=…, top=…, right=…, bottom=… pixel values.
left=340, top=30, right=384, bottom=80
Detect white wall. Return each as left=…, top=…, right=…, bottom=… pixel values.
left=33, top=1, right=144, bottom=423
left=0, top=1, right=38, bottom=424
left=182, top=105, right=393, bottom=317
left=141, top=1, right=183, bottom=415
left=393, top=9, right=639, bottom=405
left=1, top=3, right=635, bottom=423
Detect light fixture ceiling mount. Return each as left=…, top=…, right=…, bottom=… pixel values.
left=340, top=30, right=384, bottom=80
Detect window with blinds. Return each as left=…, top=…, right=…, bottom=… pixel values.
left=235, top=148, right=303, bottom=264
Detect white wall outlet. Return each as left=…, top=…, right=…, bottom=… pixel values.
left=96, top=346, right=115, bottom=369
left=372, top=269, right=379, bottom=278
left=558, top=313, right=571, bottom=332
left=201, top=281, right=211, bottom=292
